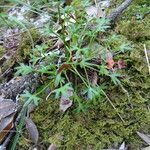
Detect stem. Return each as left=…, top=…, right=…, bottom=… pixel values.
left=10, top=107, right=27, bottom=150
left=144, top=44, right=150, bottom=74
left=35, top=81, right=52, bottom=96
left=83, top=67, right=90, bottom=86
left=71, top=66, right=89, bottom=88
left=101, top=90, right=125, bottom=123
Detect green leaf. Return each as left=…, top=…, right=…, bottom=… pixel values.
left=54, top=73, right=65, bottom=87
left=30, top=54, right=41, bottom=65
left=96, top=18, right=110, bottom=32
left=109, top=73, right=121, bottom=85
left=37, top=65, right=52, bottom=74
left=83, top=86, right=102, bottom=100
left=52, top=83, right=73, bottom=99
left=74, top=93, right=88, bottom=113
left=15, top=63, right=33, bottom=75
left=21, top=91, right=41, bottom=106
left=79, top=58, right=91, bottom=68
left=119, top=43, right=132, bottom=53
left=99, top=65, right=109, bottom=75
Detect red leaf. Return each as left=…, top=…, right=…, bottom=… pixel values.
left=106, top=58, right=115, bottom=69
left=57, top=63, right=71, bottom=74
left=117, top=59, right=126, bottom=69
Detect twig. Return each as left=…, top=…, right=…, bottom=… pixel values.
left=101, top=90, right=125, bottom=123
left=107, top=0, right=133, bottom=22
left=119, top=83, right=133, bottom=108
left=144, top=44, right=150, bottom=74
left=46, top=91, right=53, bottom=101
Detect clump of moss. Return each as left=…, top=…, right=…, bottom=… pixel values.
left=17, top=28, right=40, bottom=60
left=17, top=78, right=150, bottom=149
left=0, top=27, right=41, bottom=83
left=116, top=17, right=150, bottom=42
left=1, top=28, right=39, bottom=69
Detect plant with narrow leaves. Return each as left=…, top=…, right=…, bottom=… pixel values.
left=14, top=0, right=132, bottom=112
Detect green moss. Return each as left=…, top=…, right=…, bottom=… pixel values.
left=17, top=82, right=150, bottom=149
left=16, top=1, right=150, bottom=149
left=17, top=21, right=150, bottom=150
left=0, top=28, right=40, bottom=75
left=17, top=16, right=150, bottom=150
left=17, top=28, right=40, bottom=59
left=116, top=17, right=150, bottom=42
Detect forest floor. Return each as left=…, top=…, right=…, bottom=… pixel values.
left=0, top=0, right=150, bottom=150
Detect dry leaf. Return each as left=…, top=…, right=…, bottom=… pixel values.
left=105, top=52, right=126, bottom=70
left=0, top=114, right=14, bottom=143
left=137, top=132, right=150, bottom=145
left=53, top=39, right=64, bottom=49
left=97, top=7, right=105, bottom=18
left=64, top=0, right=72, bottom=5
left=86, top=3, right=105, bottom=18
left=28, top=103, right=36, bottom=113
left=0, top=99, right=17, bottom=120
left=86, top=6, right=98, bottom=17
left=99, top=0, right=110, bottom=8
left=0, top=113, right=14, bottom=132
left=117, top=59, right=126, bottom=69
left=0, top=98, right=16, bottom=143
left=105, top=51, right=114, bottom=69
left=106, top=58, right=115, bottom=69
left=60, top=89, right=73, bottom=112
left=48, top=39, right=64, bottom=51
left=0, top=122, right=13, bottom=143
left=47, top=144, right=56, bottom=150
left=57, top=63, right=71, bottom=74
left=25, top=117, right=39, bottom=144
